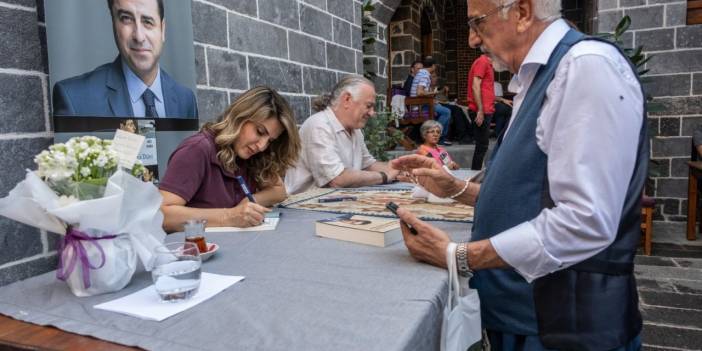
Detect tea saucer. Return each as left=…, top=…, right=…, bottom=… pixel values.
left=201, top=243, right=219, bottom=261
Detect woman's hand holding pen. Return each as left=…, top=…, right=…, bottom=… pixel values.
left=225, top=198, right=270, bottom=227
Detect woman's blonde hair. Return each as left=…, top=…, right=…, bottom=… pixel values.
left=202, top=86, right=301, bottom=187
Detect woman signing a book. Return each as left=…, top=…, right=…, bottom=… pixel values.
left=158, top=86, right=301, bottom=232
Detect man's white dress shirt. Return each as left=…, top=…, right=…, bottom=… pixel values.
left=285, top=108, right=376, bottom=194
left=488, top=19, right=644, bottom=282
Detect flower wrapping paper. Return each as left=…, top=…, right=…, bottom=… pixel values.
left=0, top=169, right=165, bottom=297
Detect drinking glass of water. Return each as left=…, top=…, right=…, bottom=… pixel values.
left=152, top=242, right=202, bottom=302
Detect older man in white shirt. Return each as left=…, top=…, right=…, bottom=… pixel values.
left=391, top=1, right=646, bottom=350
left=285, top=76, right=398, bottom=195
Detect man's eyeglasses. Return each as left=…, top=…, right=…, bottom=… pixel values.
left=467, top=0, right=517, bottom=33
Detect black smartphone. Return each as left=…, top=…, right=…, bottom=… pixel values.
left=386, top=202, right=418, bottom=235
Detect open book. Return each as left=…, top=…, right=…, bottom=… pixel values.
left=315, top=215, right=402, bottom=247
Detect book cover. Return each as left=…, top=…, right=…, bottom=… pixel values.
left=315, top=214, right=402, bottom=247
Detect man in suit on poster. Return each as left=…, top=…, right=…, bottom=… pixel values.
left=53, top=0, right=197, bottom=118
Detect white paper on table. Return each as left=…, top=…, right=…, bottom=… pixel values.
left=111, top=129, right=146, bottom=169
left=93, top=272, right=244, bottom=322
left=206, top=218, right=279, bottom=232
left=411, top=185, right=430, bottom=199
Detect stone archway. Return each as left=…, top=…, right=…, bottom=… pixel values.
left=365, top=0, right=471, bottom=103
left=383, top=0, right=447, bottom=89
left=365, top=0, right=471, bottom=102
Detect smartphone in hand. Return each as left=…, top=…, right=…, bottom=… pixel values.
left=386, top=202, right=418, bottom=235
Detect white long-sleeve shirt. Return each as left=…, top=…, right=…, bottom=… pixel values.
left=488, top=19, right=644, bottom=283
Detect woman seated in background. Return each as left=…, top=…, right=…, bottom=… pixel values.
left=159, top=86, right=301, bottom=232
left=416, top=120, right=459, bottom=170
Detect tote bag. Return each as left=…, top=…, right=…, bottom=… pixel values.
left=440, top=243, right=482, bottom=351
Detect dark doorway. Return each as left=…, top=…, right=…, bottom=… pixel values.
left=420, top=10, right=432, bottom=59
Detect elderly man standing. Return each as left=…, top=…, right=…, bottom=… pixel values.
left=285, top=76, right=398, bottom=195
left=391, top=0, right=646, bottom=350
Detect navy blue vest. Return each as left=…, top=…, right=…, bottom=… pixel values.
left=470, top=30, right=646, bottom=350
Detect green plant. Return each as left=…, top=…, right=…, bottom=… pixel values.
left=363, top=97, right=405, bottom=161
left=598, top=16, right=651, bottom=76
left=361, top=0, right=377, bottom=80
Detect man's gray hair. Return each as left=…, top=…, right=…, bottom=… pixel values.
left=493, top=0, right=561, bottom=22
left=312, top=75, right=375, bottom=112
left=420, top=119, right=443, bottom=138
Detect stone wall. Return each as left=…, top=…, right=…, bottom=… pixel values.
left=598, top=0, right=702, bottom=224
left=0, top=0, right=362, bottom=286
left=365, top=0, right=391, bottom=98
left=0, top=0, right=57, bottom=286
left=194, top=0, right=364, bottom=124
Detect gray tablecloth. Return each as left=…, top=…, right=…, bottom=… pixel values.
left=0, top=208, right=471, bottom=351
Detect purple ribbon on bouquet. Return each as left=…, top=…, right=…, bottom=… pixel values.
left=56, top=226, right=117, bottom=289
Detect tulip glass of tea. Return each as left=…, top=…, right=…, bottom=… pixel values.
left=183, top=219, right=208, bottom=254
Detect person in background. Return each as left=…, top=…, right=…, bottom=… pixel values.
left=492, top=81, right=513, bottom=137
left=416, top=120, right=459, bottom=170
left=119, top=119, right=138, bottom=134
left=433, top=74, right=474, bottom=144
left=410, top=57, right=453, bottom=146
left=402, top=60, right=423, bottom=96
left=159, top=86, right=301, bottom=232
left=468, top=53, right=496, bottom=170
left=284, top=75, right=399, bottom=195
left=391, top=0, right=646, bottom=349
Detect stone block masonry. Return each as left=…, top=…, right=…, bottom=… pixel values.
left=599, top=1, right=702, bottom=225
left=196, top=0, right=363, bottom=123
left=0, top=1, right=57, bottom=286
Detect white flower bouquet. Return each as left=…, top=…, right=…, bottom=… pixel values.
left=0, top=136, right=166, bottom=297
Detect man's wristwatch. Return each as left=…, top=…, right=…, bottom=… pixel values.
left=379, top=171, right=388, bottom=184
left=456, top=242, right=473, bottom=277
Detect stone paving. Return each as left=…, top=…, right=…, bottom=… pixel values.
left=637, top=222, right=702, bottom=351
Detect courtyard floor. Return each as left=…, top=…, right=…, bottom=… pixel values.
left=637, top=223, right=702, bottom=351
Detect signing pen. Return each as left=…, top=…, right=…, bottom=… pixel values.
left=318, top=196, right=357, bottom=203
left=235, top=176, right=256, bottom=203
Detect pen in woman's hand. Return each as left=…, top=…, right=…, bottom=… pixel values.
left=235, top=176, right=256, bottom=203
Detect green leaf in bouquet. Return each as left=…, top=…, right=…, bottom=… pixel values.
left=49, top=178, right=107, bottom=201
